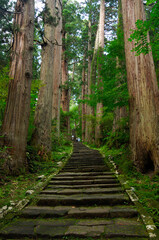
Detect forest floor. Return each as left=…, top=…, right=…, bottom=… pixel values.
left=0, top=142, right=72, bottom=209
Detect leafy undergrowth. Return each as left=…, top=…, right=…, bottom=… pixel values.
left=0, top=141, right=72, bottom=208
left=100, top=145, right=159, bottom=229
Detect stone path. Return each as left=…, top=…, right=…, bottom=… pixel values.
left=0, top=142, right=149, bottom=239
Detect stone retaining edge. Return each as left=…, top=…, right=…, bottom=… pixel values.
left=101, top=152, right=159, bottom=240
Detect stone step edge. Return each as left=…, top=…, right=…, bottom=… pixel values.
left=0, top=219, right=149, bottom=239
left=46, top=183, right=121, bottom=189
left=20, top=206, right=139, bottom=219
left=36, top=194, right=130, bottom=207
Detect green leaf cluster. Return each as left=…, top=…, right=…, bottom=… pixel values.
left=0, top=65, right=10, bottom=127
left=129, top=2, right=159, bottom=62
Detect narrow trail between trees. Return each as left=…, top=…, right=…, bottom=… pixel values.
left=0, top=143, right=149, bottom=239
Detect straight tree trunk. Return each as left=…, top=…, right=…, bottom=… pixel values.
left=81, top=57, right=87, bottom=141
left=113, top=0, right=127, bottom=132
left=88, top=28, right=99, bottom=144
left=113, top=106, right=127, bottom=132
left=1, top=0, right=34, bottom=174
left=121, top=0, right=159, bottom=172
left=61, top=32, right=70, bottom=135
left=31, top=0, right=55, bottom=153
left=52, top=0, right=62, bottom=138
left=85, top=19, right=92, bottom=143
left=95, top=0, right=105, bottom=146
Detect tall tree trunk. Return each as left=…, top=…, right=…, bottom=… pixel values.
left=113, top=0, right=127, bottom=132
left=52, top=0, right=62, bottom=138
left=113, top=106, right=127, bottom=132
left=85, top=19, right=92, bottom=143
left=1, top=0, right=34, bottom=174
left=61, top=32, right=70, bottom=136
left=88, top=28, right=99, bottom=145
left=121, top=0, right=159, bottom=172
left=81, top=57, right=86, bottom=141
left=95, top=0, right=105, bottom=146
left=31, top=0, right=55, bottom=153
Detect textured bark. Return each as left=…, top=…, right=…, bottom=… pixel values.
left=122, top=0, right=159, bottom=172
left=1, top=0, right=34, bottom=174
left=61, top=32, right=70, bottom=135
left=81, top=57, right=87, bottom=141
left=95, top=0, right=105, bottom=146
left=113, top=106, right=127, bottom=132
left=85, top=19, right=92, bottom=143
left=52, top=0, right=62, bottom=138
left=31, top=0, right=55, bottom=152
left=88, top=28, right=100, bottom=145
left=113, top=1, right=127, bottom=132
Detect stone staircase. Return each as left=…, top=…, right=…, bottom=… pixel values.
left=0, top=142, right=149, bottom=239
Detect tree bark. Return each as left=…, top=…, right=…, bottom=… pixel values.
left=85, top=19, right=92, bottom=143
left=61, top=32, right=70, bottom=135
left=113, top=106, right=127, bottom=132
left=88, top=28, right=100, bottom=145
left=113, top=1, right=127, bottom=132
left=121, top=0, right=159, bottom=172
left=81, top=57, right=87, bottom=141
left=1, top=0, right=34, bottom=174
left=52, top=0, right=62, bottom=138
left=95, top=0, right=105, bottom=146
left=31, top=0, right=55, bottom=153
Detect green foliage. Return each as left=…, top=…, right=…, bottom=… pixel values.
left=94, top=38, right=128, bottom=112
left=52, top=131, right=72, bottom=152
left=0, top=65, right=9, bottom=126
left=101, top=144, right=134, bottom=177
left=27, top=131, right=72, bottom=173
left=69, top=104, right=81, bottom=136
left=28, top=79, right=41, bottom=141
left=43, top=1, right=59, bottom=26
left=62, top=0, right=84, bottom=61
left=128, top=174, right=159, bottom=228
left=0, top=0, right=14, bottom=67
left=129, top=2, right=159, bottom=61
left=104, top=117, right=129, bottom=148
left=101, top=112, right=114, bottom=137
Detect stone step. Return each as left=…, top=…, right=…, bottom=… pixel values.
left=61, top=167, right=110, bottom=172
left=49, top=179, right=118, bottom=185
left=36, top=194, right=130, bottom=206
left=71, top=154, right=102, bottom=157
left=64, top=164, right=106, bottom=168
left=65, top=162, right=105, bottom=166
left=21, top=206, right=138, bottom=219
left=62, top=165, right=108, bottom=169
left=69, top=158, right=104, bottom=161
left=47, top=183, right=121, bottom=189
left=0, top=219, right=148, bottom=239
left=69, top=157, right=104, bottom=161
left=41, top=187, right=123, bottom=195
left=58, top=171, right=113, bottom=176
left=52, top=175, right=116, bottom=180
